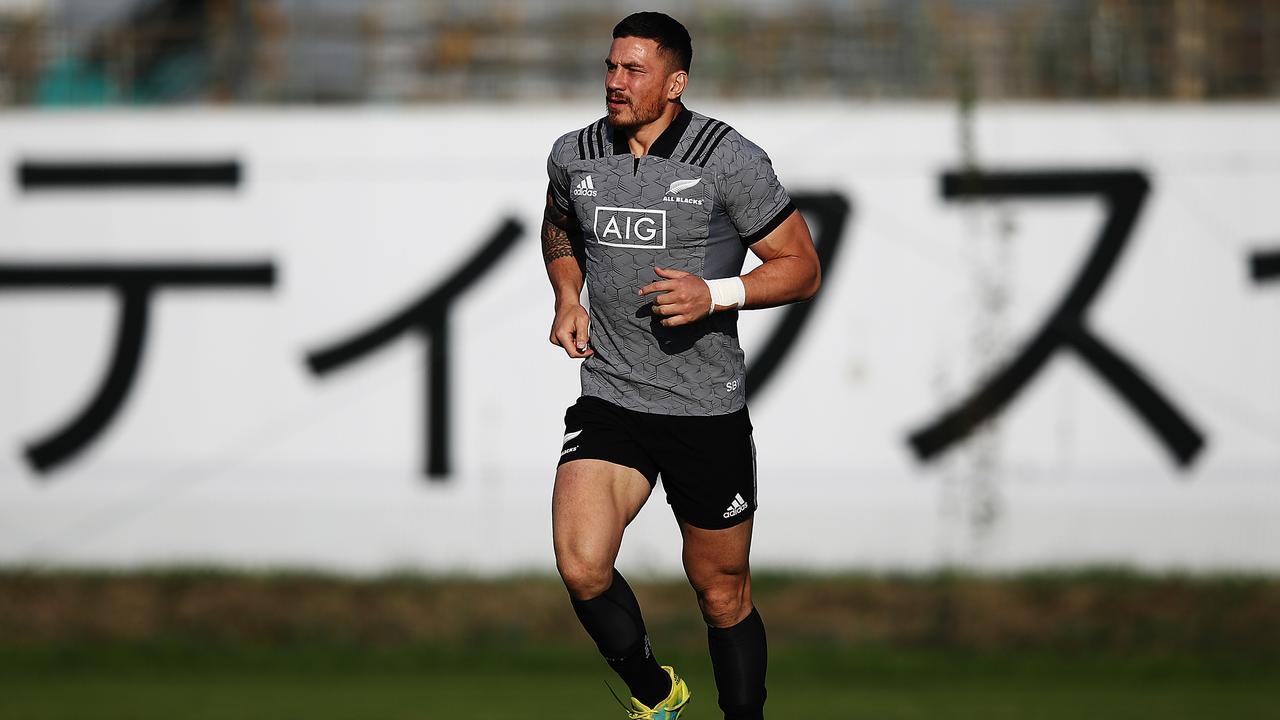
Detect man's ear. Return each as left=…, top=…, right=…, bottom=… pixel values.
left=667, top=69, right=688, bottom=101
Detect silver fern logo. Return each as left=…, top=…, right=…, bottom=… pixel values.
left=667, top=178, right=701, bottom=194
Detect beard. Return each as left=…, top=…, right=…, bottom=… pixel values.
left=605, top=92, right=666, bottom=129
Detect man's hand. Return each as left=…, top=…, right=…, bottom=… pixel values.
left=638, top=266, right=718, bottom=327
left=550, top=301, right=593, bottom=358
left=542, top=187, right=592, bottom=359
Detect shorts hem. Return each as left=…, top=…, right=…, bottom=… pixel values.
left=675, top=508, right=756, bottom=531
left=557, top=453, right=659, bottom=487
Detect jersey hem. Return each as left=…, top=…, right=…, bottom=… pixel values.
left=579, top=385, right=747, bottom=418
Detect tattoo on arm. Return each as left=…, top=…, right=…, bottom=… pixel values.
left=542, top=216, right=573, bottom=264
left=542, top=194, right=583, bottom=267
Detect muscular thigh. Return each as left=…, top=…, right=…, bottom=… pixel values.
left=680, top=516, right=753, bottom=588
left=681, top=517, right=755, bottom=626
left=552, top=459, right=652, bottom=574
left=553, top=398, right=660, bottom=577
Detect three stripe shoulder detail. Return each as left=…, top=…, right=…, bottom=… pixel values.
left=680, top=118, right=735, bottom=168
left=577, top=119, right=610, bottom=160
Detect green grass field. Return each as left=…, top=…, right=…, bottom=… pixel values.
left=5, top=643, right=1277, bottom=719
left=2, top=571, right=1278, bottom=719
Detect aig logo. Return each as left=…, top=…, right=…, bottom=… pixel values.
left=593, top=207, right=667, bottom=249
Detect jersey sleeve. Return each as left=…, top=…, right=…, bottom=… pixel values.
left=546, top=139, right=573, bottom=214
left=714, top=132, right=796, bottom=246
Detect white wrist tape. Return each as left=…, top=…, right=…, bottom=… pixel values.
left=705, top=276, right=746, bottom=315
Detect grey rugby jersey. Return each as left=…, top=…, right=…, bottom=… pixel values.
left=547, top=106, right=795, bottom=416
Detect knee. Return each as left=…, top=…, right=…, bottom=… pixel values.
left=697, top=580, right=749, bottom=628
left=556, top=555, right=613, bottom=600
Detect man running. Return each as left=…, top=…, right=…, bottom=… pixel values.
left=541, top=11, right=820, bottom=719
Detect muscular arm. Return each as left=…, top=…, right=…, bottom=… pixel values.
left=542, top=192, right=593, bottom=358
left=639, top=209, right=821, bottom=326
left=741, top=209, right=821, bottom=309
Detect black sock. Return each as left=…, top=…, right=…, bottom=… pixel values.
left=708, top=606, right=768, bottom=720
left=570, top=568, right=672, bottom=707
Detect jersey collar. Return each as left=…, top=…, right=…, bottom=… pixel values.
left=611, top=105, right=693, bottom=159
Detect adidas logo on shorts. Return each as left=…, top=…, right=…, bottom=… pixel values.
left=572, top=175, right=597, bottom=197
left=722, top=493, right=749, bottom=519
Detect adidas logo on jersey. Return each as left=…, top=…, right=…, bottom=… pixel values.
left=572, top=175, right=598, bottom=197
left=722, top=493, right=749, bottom=519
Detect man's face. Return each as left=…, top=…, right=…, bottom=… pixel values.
left=604, top=36, right=681, bottom=129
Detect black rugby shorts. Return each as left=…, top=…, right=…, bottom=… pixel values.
left=558, top=396, right=757, bottom=530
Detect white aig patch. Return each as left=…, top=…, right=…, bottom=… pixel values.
left=593, top=207, right=667, bottom=249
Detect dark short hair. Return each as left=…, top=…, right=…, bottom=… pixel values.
left=613, top=12, right=692, bottom=73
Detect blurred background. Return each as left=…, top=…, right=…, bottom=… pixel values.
left=2, top=0, right=1278, bottom=104
left=1, top=1, right=1278, bottom=718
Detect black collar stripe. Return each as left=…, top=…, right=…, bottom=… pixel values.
left=646, top=106, right=693, bottom=159
left=595, top=121, right=606, bottom=159
left=686, top=120, right=724, bottom=165
left=696, top=125, right=734, bottom=167
left=608, top=106, right=694, bottom=159
left=679, top=119, right=719, bottom=164
left=577, top=127, right=589, bottom=160
left=612, top=122, right=628, bottom=155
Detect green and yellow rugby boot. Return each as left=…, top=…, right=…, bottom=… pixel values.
left=624, top=666, right=690, bottom=719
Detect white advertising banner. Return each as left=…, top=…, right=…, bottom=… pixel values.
left=1, top=103, right=1277, bottom=573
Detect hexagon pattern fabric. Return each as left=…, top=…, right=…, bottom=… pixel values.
left=548, top=108, right=793, bottom=416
